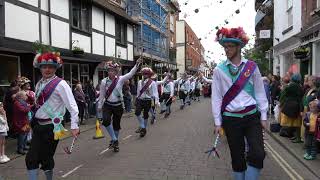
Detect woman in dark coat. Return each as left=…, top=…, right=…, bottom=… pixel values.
left=74, top=83, right=86, bottom=125
left=279, top=73, right=304, bottom=143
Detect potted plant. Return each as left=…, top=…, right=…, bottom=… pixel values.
left=294, top=46, right=310, bottom=59
left=72, top=46, right=84, bottom=56
left=32, top=41, right=56, bottom=53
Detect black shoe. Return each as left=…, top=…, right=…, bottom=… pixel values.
left=24, top=146, right=30, bottom=151
left=113, top=140, right=119, bottom=152
left=140, top=128, right=146, bottom=137
left=159, top=110, right=166, bottom=114
left=151, top=117, right=155, bottom=124
left=180, top=105, right=184, bottom=110
left=135, top=127, right=142, bottom=133
left=17, top=150, right=26, bottom=155
left=164, top=113, right=170, bottom=118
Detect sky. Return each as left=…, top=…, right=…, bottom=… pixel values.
left=177, top=0, right=257, bottom=64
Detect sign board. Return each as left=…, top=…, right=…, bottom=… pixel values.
left=259, top=30, right=271, bottom=39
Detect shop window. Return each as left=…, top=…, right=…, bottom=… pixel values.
left=63, top=63, right=79, bottom=89
left=72, top=0, right=91, bottom=32
left=318, top=0, right=320, bottom=8
left=0, top=55, right=20, bottom=102
left=80, top=64, right=89, bottom=85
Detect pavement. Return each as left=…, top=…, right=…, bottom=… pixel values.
left=0, top=98, right=318, bottom=180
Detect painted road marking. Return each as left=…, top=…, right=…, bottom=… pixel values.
left=99, top=147, right=110, bottom=155
left=61, top=164, right=83, bottom=178
left=123, top=135, right=132, bottom=140
left=265, top=142, right=304, bottom=180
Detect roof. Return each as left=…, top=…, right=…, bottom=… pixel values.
left=93, top=0, right=138, bottom=25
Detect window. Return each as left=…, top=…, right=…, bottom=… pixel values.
left=287, top=0, right=293, bottom=27
left=318, top=0, right=320, bottom=8
left=72, top=0, right=90, bottom=32
left=115, top=20, right=127, bottom=45
left=0, top=55, right=20, bottom=102
left=80, top=64, right=89, bottom=85
left=287, top=0, right=293, bottom=10
left=170, top=15, right=174, bottom=32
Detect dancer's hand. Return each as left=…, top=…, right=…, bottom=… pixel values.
left=214, top=126, right=223, bottom=135
left=71, top=128, right=80, bottom=138
left=136, top=57, right=143, bottom=66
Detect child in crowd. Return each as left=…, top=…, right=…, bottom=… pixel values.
left=12, top=91, right=31, bottom=155
left=0, top=102, right=10, bottom=163
left=303, top=99, right=320, bottom=160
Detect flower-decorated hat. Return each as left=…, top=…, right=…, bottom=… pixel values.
left=104, top=61, right=121, bottom=71
left=33, top=52, right=63, bottom=68
left=17, top=76, right=31, bottom=87
left=141, top=67, right=154, bottom=76
left=216, top=27, right=249, bottom=47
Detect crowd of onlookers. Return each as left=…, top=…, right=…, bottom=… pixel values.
left=266, top=73, right=320, bottom=161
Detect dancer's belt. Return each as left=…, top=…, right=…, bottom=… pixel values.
left=105, top=100, right=122, bottom=105
left=224, top=105, right=257, bottom=114
left=138, top=98, right=152, bottom=101
left=34, top=118, right=51, bottom=123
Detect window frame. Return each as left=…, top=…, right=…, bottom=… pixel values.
left=318, top=0, right=320, bottom=8
left=115, top=19, right=127, bottom=46
left=71, top=0, right=92, bottom=33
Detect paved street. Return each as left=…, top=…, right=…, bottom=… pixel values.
left=0, top=98, right=318, bottom=180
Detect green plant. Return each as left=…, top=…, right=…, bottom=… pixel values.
left=32, top=41, right=56, bottom=53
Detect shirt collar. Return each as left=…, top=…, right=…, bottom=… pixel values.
left=225, top=57, right=248, bottom=66
left=40, top=75, right=56, bottom=84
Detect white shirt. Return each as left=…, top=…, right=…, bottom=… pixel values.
left=35, top=76, right=79, bottom=129
left=157, top=77, right=174, bottom=97
left=98, top=64, right=138, bottom=108
left=202, top=77, right=213, bottom=84
left=176, top=79, right=190, bottom=92
left=195, top=80, right=202, bottom=89
left=211, top=58, right=268, bottom=126
left=190, top=81, right=195, bottom=91
left=137, top=79, right=159, bottom=103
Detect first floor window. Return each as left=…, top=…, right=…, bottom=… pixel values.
left=72, top=0, right=90, bottom=32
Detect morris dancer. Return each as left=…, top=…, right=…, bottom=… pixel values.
left=158, top=73, right=174, bottom=118
left=189, top=77, right=196, bottom=103
left=97, top=59, right=141, bottom=152
left=26, top=52, right=80, bottom=180
left=135, top=67, right=159, bottom=137
left=149, top=74, right=158, bottom=124
left=176, top=73, right=190, bottom=110
left=212, top=27, right=268, bottom=180
left=194, top=77, right=202, bottom=102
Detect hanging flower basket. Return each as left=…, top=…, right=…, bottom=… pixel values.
left=72, top=47, right=84, bottom=56
left=294, top=47, right=310, bottom=59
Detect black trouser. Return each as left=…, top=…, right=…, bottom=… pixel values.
left=194, top=88, right=201, bottom=97
left=77, top=101, right=85, bottom=123
left=135, top=99, right=152, bottom=120
left=26, top=123, right=59, bottom=171
left=179, top=91, right=187, bottom=103
left=222, top=112, right=265, bottom=172
left=160, top=93, right=172, bottom=106
left=305, top=133, right=317, bottom=157
left=102, top=103, right=124, bottom=131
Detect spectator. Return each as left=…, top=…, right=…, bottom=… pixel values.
left=3, top=80, right=20, bottom=137
left=303, top=75, right=310, bottom=93
left=0, top=102, right=10, bottom=163
left=123, top=80, right=132, bottom=113
left=262, top=77, right=271, bottom=104
left=74, top=83, right=86, bottom=125
left=279, top=73, right=304, bottom=143
left=84, top=80, right=96, bottom=117
left=303, top=99, right=319, bottom=160
left=12, top=91, right=31, bottom=155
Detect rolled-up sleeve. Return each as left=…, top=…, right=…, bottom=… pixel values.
left=211, top=69, right=223, bottom=126
left=98, top=79, right=106, bottom=109
left=58, top=81, right=79, bottom=129
left=253, top=67, right=269, bottom=121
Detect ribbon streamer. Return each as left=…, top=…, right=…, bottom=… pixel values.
left=205, top=133, right=221, bottom=158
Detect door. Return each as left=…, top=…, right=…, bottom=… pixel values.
left=63, top=63, right=80, bottom=89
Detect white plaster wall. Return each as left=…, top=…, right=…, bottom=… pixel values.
left=127, top=25, right=133, bottom=43
left=5, top=2, right=39, bottom=42
left=105, top=13, right=115, bottom=36
left=176, top=21, right=185, bottom=43
left=177, top=46, right=185, bottom=75
left=41, top=15, right=50, bottom=45
left=116, top=46, right=127, bottom=60
left=106, top=36, right=115, bottom=57
left=72, top=33, right=91, bottom=53
left=128, top=44, right=134, bottom=61
left=92, top=32, right=104, bottom=55
left=313, top=42, right=320, bottom=75
left=41, top=0, right=49, bottom=11
left=51, top=18, right=69, bottom=49
left=92, top=6, right=104, bottom=32
left=19, top=0, right=38, bottom=7
left=50, top=0, right=69, bottom=19
left=273, top=0, right=301, bottom=45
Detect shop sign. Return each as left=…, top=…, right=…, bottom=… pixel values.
left=301, top=30, right=319, bottom=43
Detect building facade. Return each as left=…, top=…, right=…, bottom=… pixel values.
left=176, top=20, right=202, bottom=76
left=297, top=0, right=320, bottom=76
left=127, top=0, right=178, bottom=79
left=0, top=0, right=137, bottom=101
left=273, top=0, right=302, bottom=77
